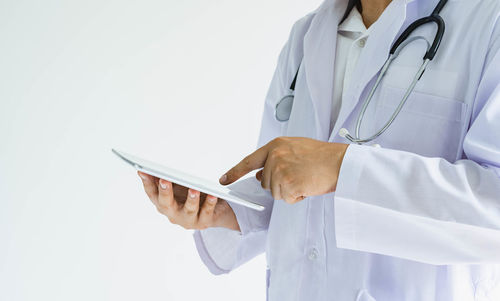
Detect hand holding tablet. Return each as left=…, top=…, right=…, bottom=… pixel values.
left=137, top=171, right=241, bottom=231
left=112, top=149, right=266, bottom=231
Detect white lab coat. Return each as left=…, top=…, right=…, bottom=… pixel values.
left=194, top=0, right=500, bottom=300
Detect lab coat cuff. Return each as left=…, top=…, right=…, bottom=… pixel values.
left=334, top=144, right=369, bottom=249
left=227, top=202, right=252, bottom=236
left=193, top=230, right=232, bottom=275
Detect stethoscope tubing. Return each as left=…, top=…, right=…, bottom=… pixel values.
left=390, top=14, right=445, bottom=60
left=345, top=14, right=445, bottom=143
left=274, top=0, right=449, bottom=146
left=351, top=35, right=431, bottom=143
left=346, top=58, right=431, bottom=144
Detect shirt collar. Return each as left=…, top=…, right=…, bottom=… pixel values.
left=338, top=6, right=367, bottom=35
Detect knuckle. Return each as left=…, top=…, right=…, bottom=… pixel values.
left=184, top=206, right=197, bottom=215
left=275, top=162, right=286, bottom=172
left=203, top=204, right=215, bottom=213
left=274, top=136, right=290, bottom=146
left=281, top=174, right=293, bottom=184
left=272, top=137, right=283, bottom=145
left=203, top=205, right=215, bottom=215
left=157, top=199, right=170, bottom=210
left=269, top=150, right=280, bottom=160
left=242, top=155, right=252, bottom=167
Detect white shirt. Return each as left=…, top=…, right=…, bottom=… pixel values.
left=330, top=6, right=368, bottom=134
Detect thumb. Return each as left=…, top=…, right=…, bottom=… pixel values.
left=255, top=169, right=263, bottom=182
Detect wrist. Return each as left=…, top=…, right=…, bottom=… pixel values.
left=214, top=203, right=241, bottom=232
left=218, top=218, right=241, bottom=232
left=330, top=142, right=349, bottom=191
left=331, top=142, right=349, bottom=166
left=217, top=216, right=240, bottom=231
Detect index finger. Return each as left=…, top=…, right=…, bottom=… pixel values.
left=219, top=143, right=270, bottom=185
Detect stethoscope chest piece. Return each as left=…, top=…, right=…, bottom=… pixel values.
left=275, top=94, right=294, bottom=122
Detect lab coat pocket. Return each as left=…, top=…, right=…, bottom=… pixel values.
left=373, top=85, right=468, bottom=162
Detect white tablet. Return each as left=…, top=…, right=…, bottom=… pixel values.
left=112, top=149, right=265, bottom=211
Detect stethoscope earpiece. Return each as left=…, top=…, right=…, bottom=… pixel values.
left=338, top=128, right=350, bottom=138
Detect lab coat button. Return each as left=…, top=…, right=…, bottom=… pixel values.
left=358, top=39, right=366, bottom=48
left=308, top=248, right=319, bottom=260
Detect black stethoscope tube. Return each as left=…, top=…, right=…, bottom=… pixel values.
left=390, top=14, right=445, bottom=61
left=432, top=0, right=448, bottom=15
left=288, top=0, right=448, bottom=92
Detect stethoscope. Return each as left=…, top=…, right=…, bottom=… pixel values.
left=275, top=0, right=448, bottom=145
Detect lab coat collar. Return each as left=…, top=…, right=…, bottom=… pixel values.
left=305, top=0, right=434, bottom=141
left=302, top=0, right=347, bottom=141
left=328, top=0, right=409, bottom=141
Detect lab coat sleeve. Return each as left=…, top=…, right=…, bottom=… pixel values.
left=192, top=15, right=304, bottom=273
left=193, top=178, right=274, bottom=274
left=334, top=20, right=500, bottom=265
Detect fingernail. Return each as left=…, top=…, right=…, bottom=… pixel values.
left=160, top=181, right=167, bottom=190
left=219, top=174, right=227, bottom=183
left=207, top=197, right=217, bottom=204
left=189, top=190, right=197, bottom=198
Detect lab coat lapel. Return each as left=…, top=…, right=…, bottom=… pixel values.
left=303, top=1, right=347, bottom=141
left=329, top=0, right=408, bottom=142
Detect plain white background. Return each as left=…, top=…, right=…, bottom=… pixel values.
left=0, top=0, right=322, bottom=300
